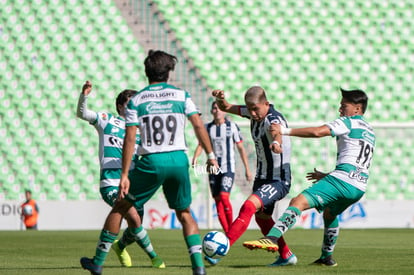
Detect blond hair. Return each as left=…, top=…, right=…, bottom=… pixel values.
left=244, top=86, right=268, bottom=104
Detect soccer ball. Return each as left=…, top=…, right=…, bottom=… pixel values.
left=202, top=231, right=230, bottom=259
left=23, top=205, right=33, bottom=216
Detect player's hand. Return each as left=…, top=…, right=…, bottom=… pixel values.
left=269, top=123, right=282, bottom=135
left=306, top=168, right=327, bottom=183
left=206, top=158, right=220, bottom=175
left=82, top=80, right=92, bottom=96
left=212, top=89, right=225, bottom=101
left=245, top=169, right=253, bottom=182
left=117, top=175, right=130, bottom=201
left=191, top=158, right=197, bottom=168
left=270, top=141, right=283, bottom=154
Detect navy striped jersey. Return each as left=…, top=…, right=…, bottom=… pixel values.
left=239, top=104, right=291, bottom=182
left=205, top=119, right=243, bottom=173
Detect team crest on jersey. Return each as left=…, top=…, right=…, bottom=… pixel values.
left=100, top=113, right=108, bottom=120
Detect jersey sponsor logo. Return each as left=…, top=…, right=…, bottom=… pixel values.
left=348, top=168, right=368, bottom=183
left=141, top=91, right=177, bottom=100
left=362, top=130, right=375, bottom=144
left=145, top=102, right=173, bottom=113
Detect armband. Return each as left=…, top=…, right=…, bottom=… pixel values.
left=207, top=152, right=216, bottom=160
left=281, top=126, right=292, bottom=135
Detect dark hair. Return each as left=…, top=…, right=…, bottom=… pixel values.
left=340, top=87, right=368, bottom=113
left=116, top=89, right=137, bottom=114
left=144, top=50, right=177, bottom=83
left=210, top=101, right=218, bottom=110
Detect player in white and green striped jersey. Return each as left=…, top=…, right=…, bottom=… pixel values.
left=77, top=81, right=165, bottom=269
left=243, top=88, right=375, bottom=267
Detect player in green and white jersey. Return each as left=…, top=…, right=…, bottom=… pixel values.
left=243, top=88, right=375, bottom=267
left=77, top=81, right=165, bottom=271
left=80, top=51, right=218, bottom=275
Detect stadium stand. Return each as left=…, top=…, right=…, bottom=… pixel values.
left=0, top=0, right=413, bottom=201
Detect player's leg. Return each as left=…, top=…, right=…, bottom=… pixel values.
left=124, top=163, right=166, bottom=268
left=209, top=174, right=230, bottom=233
left=311, top=207, right=339, bottom=266
left=163, top=151, right=205, bottom=275
left=81, top=199, right=132, bottom=274
left=243, top=193, right=308, bottom=251
left=213, top=172, right=235, bottom=234
left=312, top=182, right=364, bottom=266
left=226, top=195, right=261, bottom=246
left=117, top=206, right=165, bottom=268
left=100, top=186, right=132, bottom=267
left=220, top=173, right=235, bottom=232
left=175, top=207, right=206, bottom=274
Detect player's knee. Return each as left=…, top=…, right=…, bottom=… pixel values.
left=289, top=194, right=309, bottom=210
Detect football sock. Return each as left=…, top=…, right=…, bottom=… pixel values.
left=185, top=234, right=204, bottom=268
left=277, top=236, right=293, bottom=259
left=220, top=193, right=233, bottom=230
left=215, top=199, right=229, bottom=233
left=131, top=226, right=158, bottom=258
left=255, top=215, right=275, bottom=235
left=227, top=199, right=257, bottom=246
left=93, top=229, right=117, bottom=266
left=268, top=206, right=301, bottom=238
left=321, top=217, right=339, bottom=259
left=118, top=228, right=135, bottom=250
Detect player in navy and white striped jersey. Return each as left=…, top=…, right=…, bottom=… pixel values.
left=244, top=88, right=375, bottom=267
left=77, top=81, right=164, bottom=270
left=211, top=86, right=297, bottom=266
left=192, top=102, right=252, bottom=234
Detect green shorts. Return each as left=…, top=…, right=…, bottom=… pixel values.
left=100, top=186, right=144, bottom=217
left=126, top=150, right=192, bottom=211
left=302, top=174, right=364, bottom=216
left=100, top=186, right=119, bottom=206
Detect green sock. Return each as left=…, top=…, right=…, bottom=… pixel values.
left=93, top=229, right=117, bottom=266
left=268, top=206, right=301, bottom=238
left=185, top=234, right=204, bottom=269
left=131, top=226, right=157, bottom=259
left=118, top=228, right=135, bottom=250
left=321, top=217, right=339, bottom=259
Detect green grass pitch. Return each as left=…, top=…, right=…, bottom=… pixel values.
left=0, top=229, right=413, bottom=275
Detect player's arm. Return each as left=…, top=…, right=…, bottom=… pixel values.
left=191, top=144, right=203, bottom=167
left=235, top=142, right=253, bottom=181
left=270, top=124, right=332, bottom=138
left=76, top=80, right=97, bottom=122
left=188, top=113, right=219, bottom=172
left=268, top=123, right=284, bottom=154
left=118, top=125, right=137, bottom=200
left=211, top=89, right=241, bottom=115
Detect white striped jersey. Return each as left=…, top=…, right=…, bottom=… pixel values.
left=92, top=112, right=140, bottom=188
left=205, top=119, right=243, bottom=173
left=239, top=104, right=291, bottom=182
left=125, top=83, right=199, bottom=155
left=326, top=115, right=375, bottom=191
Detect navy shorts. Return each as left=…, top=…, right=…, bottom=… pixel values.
left=252, top=179, right=291, bottom=215
left=208, top=172, right=235, bottom=197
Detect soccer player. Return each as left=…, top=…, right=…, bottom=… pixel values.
left=77, top=81, right=165, bottom=270
left=208, top=86, right=297, bottom=267
left=80, top=50, right=218, bottom=275
left=20, top=190, right=39, bottom=230
left=192, top=101, right=252, bottom=234
left=243, top=88, right=375, bottom=267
